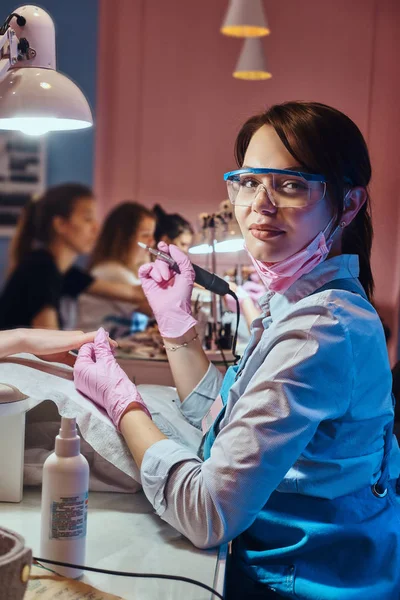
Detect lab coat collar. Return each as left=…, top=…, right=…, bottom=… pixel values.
left=258, top=254, right=360, bottom=322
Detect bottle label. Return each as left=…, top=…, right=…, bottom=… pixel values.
left=49, top=492, right=89, bottom=540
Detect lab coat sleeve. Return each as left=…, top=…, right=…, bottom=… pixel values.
left=176, top=362, right=224, bottom=429
left=140, top=301, right=353, bottom=549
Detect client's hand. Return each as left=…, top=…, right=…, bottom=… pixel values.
left=16, top=328, right=117, bottom=367
left=138, top=242, right=197, bottom=338
left=74, top=328, right=151, bottom=429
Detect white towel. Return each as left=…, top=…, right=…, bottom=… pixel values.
left=0, top=354, right=202, bottom=492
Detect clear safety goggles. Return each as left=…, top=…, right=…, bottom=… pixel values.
left=224, top=168, right=327, bottom=209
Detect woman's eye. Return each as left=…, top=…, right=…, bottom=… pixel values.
left=280, top=179, right=307, bottom=192
left=240, top=177, right=259, bottom=189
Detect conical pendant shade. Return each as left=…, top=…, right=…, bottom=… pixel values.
left=221, top=0, right=270, bottom=38
left=233, top=38, right=272, bottom=80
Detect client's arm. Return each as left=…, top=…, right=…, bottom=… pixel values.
left=0, top=328, right=110, bottom=366
left=86, top=279, right=152, bottom=316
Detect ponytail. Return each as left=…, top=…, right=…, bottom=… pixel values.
left=153, top=203, right=194, bottom=244
left=8, top=183, right=93, bottom=275
left=8, top=199, right=38, bottom=275
left=342, top=201, right=374, bottom=300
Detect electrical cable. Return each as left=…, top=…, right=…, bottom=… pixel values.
left=216, top=332, right=229, bottom=372
left=33, top=557, right=223, bottom=599
left=0, top=12, right=26, bottom=35
left=226, top=290, right=240, bottom=364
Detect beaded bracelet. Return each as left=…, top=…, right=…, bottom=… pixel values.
left=163, top=334, right=199, bottom=352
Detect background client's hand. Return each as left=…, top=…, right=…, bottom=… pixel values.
left=74, top=328, right=151, bottom=429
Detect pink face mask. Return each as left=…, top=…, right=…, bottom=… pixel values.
left=248, top=215, right=342, bottom=294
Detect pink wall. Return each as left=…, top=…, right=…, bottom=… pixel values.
left=95, top=0, right=400, bottom=361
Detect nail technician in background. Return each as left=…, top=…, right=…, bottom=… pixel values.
left=74, top=101, right=400, bottom=599
left=153, top=204, right=194, bottom=255
left=77, top=201, right=155, bottom=335
left=0, top=184, right=150, bottom=331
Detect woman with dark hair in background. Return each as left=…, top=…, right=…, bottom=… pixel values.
left=0, top=184, right=150, bottom=330
left=76, top=101, right=400, bottom=598
left=153, top=204, right=194, bottom=254
left=77, top=201, right=155, bottom=333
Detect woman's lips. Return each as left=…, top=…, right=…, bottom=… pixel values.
left=250, top=228, right=284, bottom=241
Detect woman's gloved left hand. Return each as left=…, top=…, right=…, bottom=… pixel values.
left=74, top=328, right=151, bottom=430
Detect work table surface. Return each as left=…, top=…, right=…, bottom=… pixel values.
left=0, top=488, right=226, bottom=599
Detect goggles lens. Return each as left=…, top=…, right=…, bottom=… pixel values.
left=226, top=170, right=326, bottom=208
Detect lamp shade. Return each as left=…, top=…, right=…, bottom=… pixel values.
left=189, top=217, right=244, bottom=255
left=221, top=0, right=270, bottom=38
left=0, top=6, right=93, bottom=135
left=215, top=220, right=244, bottom=253
left=189, top=231, right=213, bottom=255
left=233, top=38, right=272, bottom=80
left=0, top=68, right=93, bottom=135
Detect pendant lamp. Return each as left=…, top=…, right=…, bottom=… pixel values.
left=233, top=38, right=272, bottom=80
left=221, top=0, right=270, bottom=38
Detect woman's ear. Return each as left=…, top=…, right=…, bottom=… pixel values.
left=341, top=187, right=367, bottom=227
left=52, top=215, right=68, bottom=237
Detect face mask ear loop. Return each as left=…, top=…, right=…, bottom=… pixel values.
left=340, top=189, right=353, bottom=229
left=325, top=189, right=352, bottom=242
left=323, top=213, right=339, bottom=242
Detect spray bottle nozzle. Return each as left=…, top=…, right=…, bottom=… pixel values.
left=59, top=417, right=77, bottom=439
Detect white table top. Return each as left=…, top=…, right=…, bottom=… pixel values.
left=0, top=489, right=226, bottom=600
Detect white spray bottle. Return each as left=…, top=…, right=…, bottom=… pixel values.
left=40, top=417, right=89, bottom=578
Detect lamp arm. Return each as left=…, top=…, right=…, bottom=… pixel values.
left=0, top=28, right=19, bottom=82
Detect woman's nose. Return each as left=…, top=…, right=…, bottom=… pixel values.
left=251, top=185, right=278, bottom=214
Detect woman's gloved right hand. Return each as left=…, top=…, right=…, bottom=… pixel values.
left=138, top=242, right=197, bottom=338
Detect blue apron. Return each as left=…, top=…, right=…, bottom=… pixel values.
left=202, top=280, right=400, bottom=599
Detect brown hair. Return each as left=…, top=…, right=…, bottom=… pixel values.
left=89, top=201, right=155, bottom=269
left=234, top=101, right=374, bottom=300
left=9, top=183, right=93, bottom=272
left=153, top=204, right=194, bottom=244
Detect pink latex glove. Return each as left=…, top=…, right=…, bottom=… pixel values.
left=249, top=270, right=262, bottom=284
left=242, top=280, right=266, bottom=302
left=138, top=242, right=197, bottom=338
left=224, top=280, right=266, bottom=312
left=74, top=328, right=151, bottom=430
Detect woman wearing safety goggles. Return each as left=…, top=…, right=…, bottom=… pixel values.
left=74, top=101, right=400, bottom=599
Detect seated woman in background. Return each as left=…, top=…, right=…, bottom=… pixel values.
left=77, top=202, right=155, bottom=335
left=0, top=184, right=150, bottom=330
left=153, top=204, right=194, bottom=254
